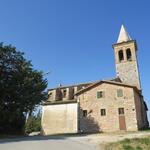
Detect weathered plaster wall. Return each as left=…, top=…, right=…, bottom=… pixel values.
left=42, top=103, right=78, bottom=135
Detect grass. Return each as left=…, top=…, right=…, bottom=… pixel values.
left=141, top=128, right=150, bottom=132
left=104, top=136, right=150, bottom=150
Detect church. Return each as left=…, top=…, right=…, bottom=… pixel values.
left=41, top=25, right=149, bottom=135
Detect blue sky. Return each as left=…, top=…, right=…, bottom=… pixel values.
left=0, top=0, right=150, bottom=120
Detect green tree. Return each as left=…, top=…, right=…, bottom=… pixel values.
left=0, top=43, right=47, bottom=134
left=25, top=111, right=42, bottom=134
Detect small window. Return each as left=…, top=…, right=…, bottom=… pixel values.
left=71, top=88, right=74, bottom=100
left=83, top=110, right=87, bottom=117
left=118, top=108, right=124, bottom=115
left=117, top=89, right=123, bottom=97
left=100, top=109, right=106, bottom=116
left=63, top=89, right=67, bottom=98
left=97, top=91, right=105, bottom=98
left=118, top=50, right=124, bottom=62
left=126, top=48, right=132, bottom=61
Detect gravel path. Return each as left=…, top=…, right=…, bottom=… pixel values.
left=0, top=131, right=150, bottom=150
left=0, top=135, right=99, bottom=150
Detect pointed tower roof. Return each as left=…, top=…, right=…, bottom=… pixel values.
left=117, top=25, right=132, bottom=43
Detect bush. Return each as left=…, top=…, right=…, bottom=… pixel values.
left=25, top=112, right=41, bottom=134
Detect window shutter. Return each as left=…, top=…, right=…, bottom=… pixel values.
left=97, top=91, right=104, bottom=98
left=117, top=89, right=123, bottom=97
left=97, top=92, right=100, bottom=98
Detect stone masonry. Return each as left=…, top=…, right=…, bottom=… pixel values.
left=76, top=81, right=147, bottom=133
left=113, top=40, right=141, bottom=90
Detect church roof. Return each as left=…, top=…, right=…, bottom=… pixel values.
left=48, top=77, right=121, bottom=91
left=117, top=24, right=132, bottom=43
left=75, top=80, right=140, bottom=96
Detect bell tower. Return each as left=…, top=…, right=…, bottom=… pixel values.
left=113, top=25, right=141, bottom=90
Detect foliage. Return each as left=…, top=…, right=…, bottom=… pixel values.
left=25, top=111, right=41, bottom=134
left=105, top=136, right=150, bottom=150
left=0, top=43, right=47, bottom=134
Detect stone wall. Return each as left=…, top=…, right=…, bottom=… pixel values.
left=134, top=91, right=149, bottom=129
left=47, top=83, right=91, bottom=102
left=78, top=82, right=138, bottom=133
left=116, top=61, right=140, bottom=89
left=113, top=40, right=141, bottom=90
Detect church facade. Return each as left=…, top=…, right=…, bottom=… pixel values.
left=41, top=25, right=149, bottom=135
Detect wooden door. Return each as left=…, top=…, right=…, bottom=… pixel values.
left=119, top=115, right=126, bottom=130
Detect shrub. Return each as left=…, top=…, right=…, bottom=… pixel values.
left=25, top=112, right=41, bottom=134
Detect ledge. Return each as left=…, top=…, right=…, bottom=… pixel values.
left=42, top=99, right=77, bottom=106
left=112, top=40, right=137, bottom=49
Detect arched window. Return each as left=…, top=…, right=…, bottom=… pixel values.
left=118, top=50, right=124, bottom=62
left=126, top=48, right=132, bottom=61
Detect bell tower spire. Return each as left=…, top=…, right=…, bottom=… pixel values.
left=117, top=24, right=132, bottom=43
left=113, top=25, right=141, bottom=90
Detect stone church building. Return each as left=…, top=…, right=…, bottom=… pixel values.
left=41, top=25, right=149, bottom=135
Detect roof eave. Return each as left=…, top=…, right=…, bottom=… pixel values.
left=75, top=80, right=140, bottom=96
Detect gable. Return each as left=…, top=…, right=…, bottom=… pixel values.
left=75, top=80, right=138, bottom=96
